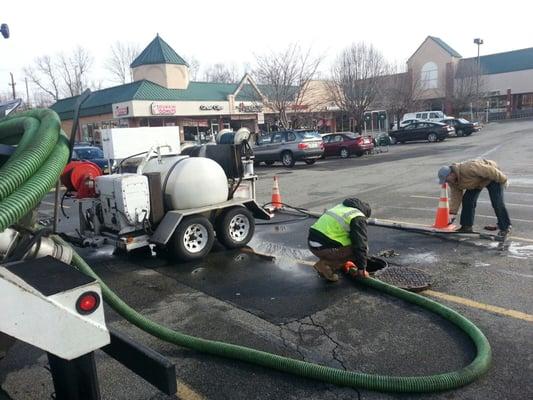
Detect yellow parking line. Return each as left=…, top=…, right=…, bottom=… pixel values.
left=248, top=251, right=533, bottom=323
left=423, top=290, right=533, bottom=323
left=176, top=379, right=204, bottom=400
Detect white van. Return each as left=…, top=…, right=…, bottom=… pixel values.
left=402, top=111, right=445, bottom=122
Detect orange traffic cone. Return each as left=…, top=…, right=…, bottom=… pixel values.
left=271, top=176, right=283, bottom=210
left=432, top=183, right=457, bottom=231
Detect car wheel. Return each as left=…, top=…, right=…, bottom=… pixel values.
left=215, top=207, right=255, bottom=249
left=427, top=133, right=438, bottom=142
left=340, top=147, right=350, bottom=158
left=389, top=136, right=397, bottom=145
left=456, top=129, right=464, bottom=137
left=281, top=151, right=295, bottom=167
left=169, top=216, right=215, bottom=261
left=304, top=159, right=316, bottom=165
left=264, top=160, right=275, bottom=166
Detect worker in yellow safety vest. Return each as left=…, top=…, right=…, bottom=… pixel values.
left=308, top=198, right=371, bottom=282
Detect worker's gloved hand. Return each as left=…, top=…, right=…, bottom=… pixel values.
left=504, top=181, right=510, bottom=189
left=343, top=261, right=369, bottom=279
left=356, top=269, right=369, bottom=279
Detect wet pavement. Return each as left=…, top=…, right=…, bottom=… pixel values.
left=1, top=211, right=532, bottom=400
left=2, top=120, right=533, bottom=399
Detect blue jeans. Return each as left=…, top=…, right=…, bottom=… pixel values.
left=460, top=181, right=511, bottom=230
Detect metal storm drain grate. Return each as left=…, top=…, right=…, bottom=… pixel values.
left=375, top=267, right=432, bottom=292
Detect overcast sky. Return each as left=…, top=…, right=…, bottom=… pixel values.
left=2, top=0, right=532, bottom=100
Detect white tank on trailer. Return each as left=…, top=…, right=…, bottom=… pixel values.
left=143, top=155, right=229, bottom=210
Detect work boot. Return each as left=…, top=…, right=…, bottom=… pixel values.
left=313, top=260, right=339, bottom=282
left=455, top=225, right=474, bottom=233
left=497, top=226, right=512, bottom=239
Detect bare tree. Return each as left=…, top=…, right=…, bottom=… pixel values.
left=253, top=44, right=322, bottom=128
left=105, top=41, right=140, bottom=84
left=202, top=63, right=240, bottom=83
left=24, top=46, right=94, bottom=102
left=452, top=60, right=486, bottom=113
left=58, top=46, right=93, bottom=97
left=328, top=42, right=388, bottom=133
left=185, top=55, right=200, bottom=81
left=380, top=64, right=424, bottom=128
left=24, top=55, right=61, bottom=101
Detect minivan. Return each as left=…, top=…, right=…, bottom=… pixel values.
left=402, top=111, right=445, bottom=122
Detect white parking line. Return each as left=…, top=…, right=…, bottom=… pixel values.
left=383, top=206, right=533, bottom=224
left=410, top=195, right=533, bottom=208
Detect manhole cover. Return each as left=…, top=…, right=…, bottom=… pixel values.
left=374, top=267, right=432, bottom=292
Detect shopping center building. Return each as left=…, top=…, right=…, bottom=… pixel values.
left=52, top=35, right=266, bottom=143
left=52, top=35, right=533, bottom=140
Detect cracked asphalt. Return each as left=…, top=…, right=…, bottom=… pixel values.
left=1, top=120, right=532, bottom=399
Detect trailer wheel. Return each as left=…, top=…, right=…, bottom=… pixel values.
left=170, top=216, right=215, bottom=261
left=216, top=207, right=255, bottom=249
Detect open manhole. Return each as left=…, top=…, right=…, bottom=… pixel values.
left=374, top=266, right=432, bottom=292
left=366, top=256, right=388, bottom=273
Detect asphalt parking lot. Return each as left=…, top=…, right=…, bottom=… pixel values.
left=1, top=120, right=532, bottom=400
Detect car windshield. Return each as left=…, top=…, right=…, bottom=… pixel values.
left=297, top=131, right=321, bottom=139
left=458, top=118, right=470, bottom=124
left=75, top=147, right=104, bottom=159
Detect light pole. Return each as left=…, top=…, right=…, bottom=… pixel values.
left=473, top=38, right=483, bottom=120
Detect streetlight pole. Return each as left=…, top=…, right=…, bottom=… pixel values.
left=473, top=38, right=484, bottom=121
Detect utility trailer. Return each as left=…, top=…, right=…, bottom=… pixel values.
left=63, top=127, right=270, bottom=260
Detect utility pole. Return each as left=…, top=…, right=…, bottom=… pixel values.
left=9, top=72, right=16, bottom=99
left=473, top=38, right=484, bottom=120
left=25, top=77, right=31, bottom=108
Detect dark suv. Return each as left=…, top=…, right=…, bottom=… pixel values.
left=253, top=130, right=324, bottom=167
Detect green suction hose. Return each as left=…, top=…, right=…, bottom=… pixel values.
left=0, top=109, right=492, bottom=393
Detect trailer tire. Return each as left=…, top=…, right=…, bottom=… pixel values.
left=216, top=207, right=255, bottom=249
left=170, top=216, right=215, bottom=261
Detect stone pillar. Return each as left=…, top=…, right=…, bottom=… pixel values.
left=444, top=62, right=454, bottom=115
left=330, top=115, right=337, bottom=133
left=506, top=89, right=512, bottom=119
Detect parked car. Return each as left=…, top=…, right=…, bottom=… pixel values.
left=392, top=118, right=421, bottom=130
left=439, top=117, right=479, bottom=136
left=72, top=145, right=109, bottom=172
left=389, top=122, right=453, bottom=144
left=322, top=132, right=374, bottom=158
left=402, top=111, right=446, bottom=122
left=252, top=130, right=324, bottom=167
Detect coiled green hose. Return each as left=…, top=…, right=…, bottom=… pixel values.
left=0, top=109, right=70, bottom=231
left=1, top=110, right=492, bottom=393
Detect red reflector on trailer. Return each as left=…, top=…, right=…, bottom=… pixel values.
left=76, top=291, right=100, bottom=315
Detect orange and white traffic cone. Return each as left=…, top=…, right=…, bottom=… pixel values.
left=432, top=183, right=457, bottom=231
left=271, top=176, right=283, bottom=210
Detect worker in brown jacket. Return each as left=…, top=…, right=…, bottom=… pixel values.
left=437, top=159, right=511, bottom=238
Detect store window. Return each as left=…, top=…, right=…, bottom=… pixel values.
left=421, top=62, right=438, bottom=89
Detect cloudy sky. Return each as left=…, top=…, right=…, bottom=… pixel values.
left=1, top=0, right=532, bottom=100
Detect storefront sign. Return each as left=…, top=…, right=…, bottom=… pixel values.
left=180, top=118, right=209, bottom=127
left=114, top=105, right=129, bottom=117
left=199, top=104, right=223, bottom=111
left=151, top=103, right=177, bottom=115
left=288, top=104, right=309, bottom=111
left=237, top=102, right=263, bottom=113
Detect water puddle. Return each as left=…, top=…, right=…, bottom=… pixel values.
left=400, top=252, right=438, bottom=265
left=507, top=242, right=533, bottom=259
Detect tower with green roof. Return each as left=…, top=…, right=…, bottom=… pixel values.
left=130, top=34, right=190, bottom=90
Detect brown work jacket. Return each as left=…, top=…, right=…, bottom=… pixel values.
left=449, top=159, right=508, bottom=214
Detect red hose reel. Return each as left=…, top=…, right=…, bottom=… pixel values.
left=61, top=161, right=102, bottom=198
